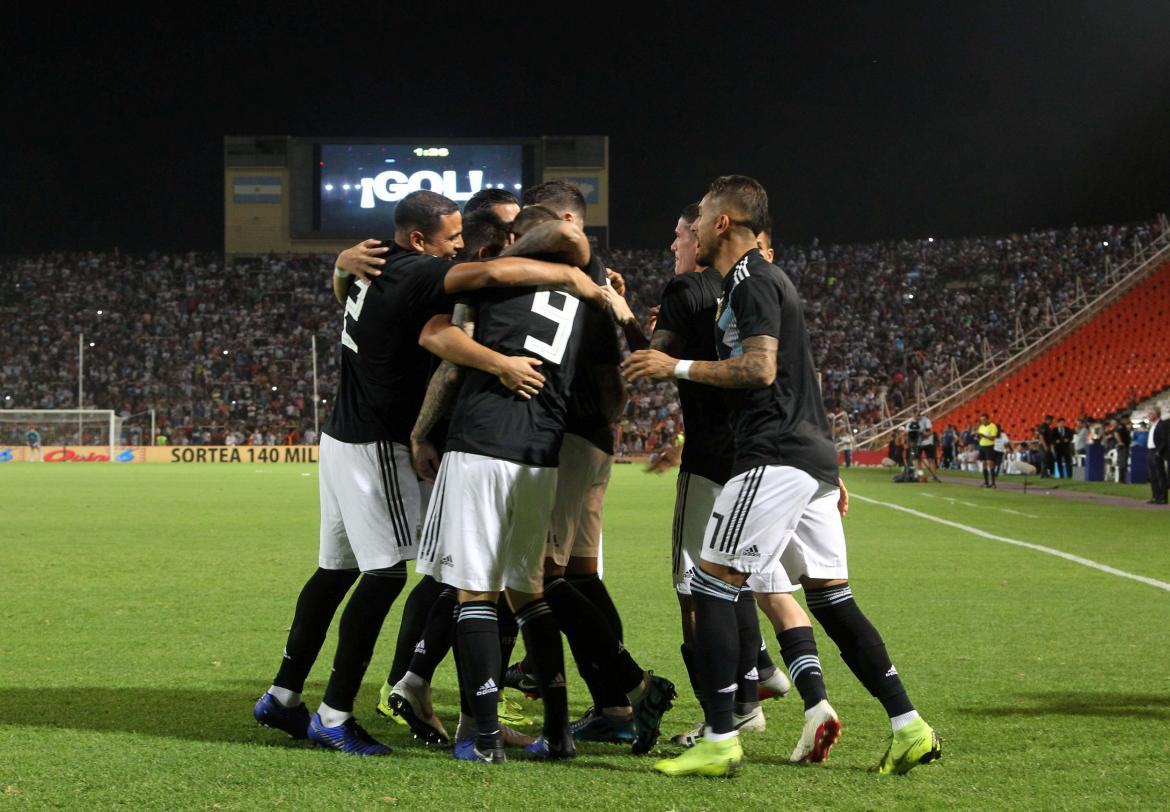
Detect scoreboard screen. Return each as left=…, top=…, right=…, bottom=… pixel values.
left=315, top=142, right=527, bottom=234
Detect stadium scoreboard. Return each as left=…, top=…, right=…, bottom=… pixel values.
left=224, top=135, right=609, bottom=255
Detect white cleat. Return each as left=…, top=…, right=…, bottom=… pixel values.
left=390, top=677, right=449, bottom=745
left=758, top=667, right=792, bottom=699
left=790, top=699, right=842, bottom=764
left=669, top=719, right=707, bottom=748
left=733, top=704, right=766, bottom=733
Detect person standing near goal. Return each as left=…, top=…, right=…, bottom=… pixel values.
left=624, top=175, right=940, bottom=778
left=26, top=425, right=42, bottom=462
left=252, top=191, right=604, bottom=755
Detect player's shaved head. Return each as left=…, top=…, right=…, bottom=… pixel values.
left=523, top=179, right=587, bottom=223
left=509, top=204, right=560, bottom=239
left=705, top=175, right=769, bottom=235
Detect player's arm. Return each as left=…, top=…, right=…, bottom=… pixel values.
left=500, top=221, right=591, bottom=266
left=593, top=364, right=629, bottom=423
left=621, top=335, right=777, bottom=389
left=410, top=359, right=460, bottom=481
left=442, top=256, right=605, bottom=308
left=332, top=238, right=389, bottom=303
left=603, top=286, right=651, bottom=351
left=419, top=314, right=545, bottom=400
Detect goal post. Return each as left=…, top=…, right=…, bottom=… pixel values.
left=0, top=409, right=121, bottom=459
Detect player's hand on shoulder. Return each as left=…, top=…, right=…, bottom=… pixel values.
left=602, top=285, right=636, bottom=325
left=606, top=268, right=626, bottom=296
left=567, top=267, right=607, bottom=309
left=495, top=355, right=545, bottom=400
left=336, top=239, right=388, bottom=280
left=621, top=349, right=677, bottom=382
left=646, top=304, right=660, bottom=335
left=411, top=437, right=440, bottom=482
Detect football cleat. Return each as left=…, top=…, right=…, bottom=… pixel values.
left=757, top=667, right=792, bottom=700
left=790, top=699, right=842, bottom=764
left=375, top=680, right=407, bottom=725
left=570, top=706, right=637, bottom=743
left=307, top=713, right=391, bottom=755
left=653, top=735, right=743, bottom=778
left=387, top=679, right=449, bottom=745
left=875, top=718, right=941, bottom=775
left=631, top=673, right=677, bottom=755
left=453, top=735, right=506, bottom=763
left=521, top=734, right=577, bottom=761
left=670, top=719, right=706, bottom=748
left=253, top=692, right=310, bottom=739
left=455, top=714, right=535, bottom=748
left=502, top=661, right=540, bottom=700
left=498, top=694, right=533, bottom=728
left=733, top=705, right=766, bottom=734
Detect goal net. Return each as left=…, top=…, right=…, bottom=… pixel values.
left=0, top=410, right=122, bottom=459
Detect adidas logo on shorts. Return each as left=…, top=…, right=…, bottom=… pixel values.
left=476, top=678, right=498, bottom=696
left=441, top=555, right=454, bottom=567
left=741, top=545, right=760, bottom=558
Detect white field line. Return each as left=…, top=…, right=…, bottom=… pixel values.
left=852, top=493, right=1170, bottom=593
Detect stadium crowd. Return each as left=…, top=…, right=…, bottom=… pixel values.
left=0, top=220, right=1159, bottom=450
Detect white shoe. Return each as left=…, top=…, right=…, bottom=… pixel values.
left=790, top=699, right=842, bottom=764
left=669, top=719, right=707, bottom=748
left=759, top=667, right=792, bottom=699
left=733, top=704, right=766, bottom=733
left=390, top=677, right=449, bottom=744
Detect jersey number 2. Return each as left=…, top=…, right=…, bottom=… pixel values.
left=523, top=291, right=579, bottom=365
left=340, top=281, right=370, bottom=353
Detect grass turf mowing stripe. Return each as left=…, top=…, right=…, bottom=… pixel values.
left=852, top=492, right=1170, bottom=593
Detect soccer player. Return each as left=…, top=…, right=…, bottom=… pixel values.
left=508, top=181, right=676, bottom=754
left=464, top=187, right=521, bottom=223
left=977, top=412, right=999, bottom=488
left=252, top=190, right=602, bottom=755
left=913, top=412, right=942, bottom=482
left=413, top=218, right=604, bottom=763
left=26, top=425, right=42, bottom=462
left=606, top=205, right=801, bottom=749
left=624, top=176, right=940, bottom=778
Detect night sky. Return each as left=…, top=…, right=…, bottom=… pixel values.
left=5, top=2, right=1170, bottom=253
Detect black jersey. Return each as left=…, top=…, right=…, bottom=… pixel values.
left=323, top=243, right=455, bottom=444
left=564, top=254, right=622, bottom=454
left=715, top=249, right=838, bottom=484
left=655, top=267, right=734, bottom=485
left=445, top=285, right=587, bottom=467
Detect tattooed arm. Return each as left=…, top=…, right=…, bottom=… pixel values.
left=410, top=359, right=462, bottom=481
left=620, top=335, right=777, bottom=389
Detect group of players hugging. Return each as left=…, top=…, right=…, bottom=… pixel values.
left=251, top=175, right=942, bottom=777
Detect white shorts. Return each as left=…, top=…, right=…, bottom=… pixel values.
left=545, top=433, right=612, bottom=566
left=416, top=451, right=557, bottom=594
left=700, top=465, right=848, bottom=586
left=318, top=433, right=420, bottom=572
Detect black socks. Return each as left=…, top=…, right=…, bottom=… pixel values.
left=274, top=567, right=359, bottom=693
left=387, top=575, right=446, bottom=685
left=406, top=586, right=458, bottom=682
left=321, top=564, right=407, bottom=712
left=516, top=599, right=570, bottom=741
left=778, top=625, right=828, bottom=710
left=455, top=600, right=501, bottom=749
left=805, top=584, right=914, bottom=718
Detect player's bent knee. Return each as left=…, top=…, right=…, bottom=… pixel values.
left=543, top=557, right=566, bottom=578
left=504, top=586, right=543, bottom=611
left=361, top=562, right=407, bottom=579
left=564, top=555, right=598, bottom=576
left=801, top=576, right=848, bottom=590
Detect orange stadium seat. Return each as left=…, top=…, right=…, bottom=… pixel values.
left=937, top=260, right=1170, bottom=435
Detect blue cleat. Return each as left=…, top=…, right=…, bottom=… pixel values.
left=253, top=692, right=310, bottom=739
left=521, top=734, right=577, bottom=761
left=631, top=674, right=677, bottom=755
left=453, top=735, right=506, bottom=763
left=307, top=713, right=391, bottom=755
left=570, top=707, right=636, bottom=744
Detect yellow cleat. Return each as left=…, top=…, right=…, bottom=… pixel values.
left=653, top=735, right=744, bottom=778
left=875, top=717, right=941, bottom=775
left=375, top=680, right=406, bottom=726
left=498, top=693, right=533, bottom=727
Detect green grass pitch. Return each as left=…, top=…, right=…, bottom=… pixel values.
left=2, top=463, right=1168, bottom=810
